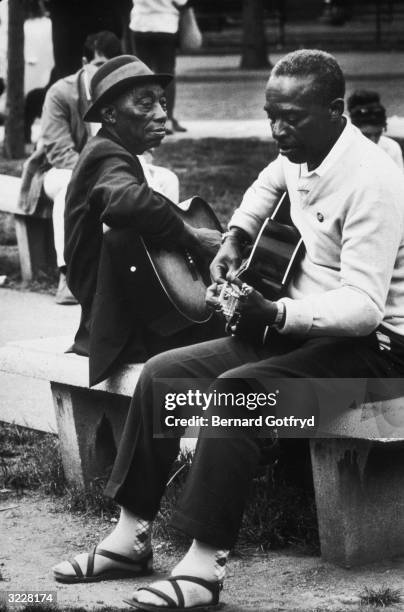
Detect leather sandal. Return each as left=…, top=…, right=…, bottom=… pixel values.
left=123, top=574, right=223, bottom=611
left=53, top=547, right=153, bottom=583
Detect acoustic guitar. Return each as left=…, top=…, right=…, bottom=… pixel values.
left=218, top=193, right=304, bottom=341
left=131, top=196, right=222, bottom=336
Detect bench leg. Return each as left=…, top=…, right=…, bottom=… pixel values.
left=310, top=438, right=404, bottom=566
left=15, top=215, right=56, bottom=281
left=50, top=382, right=130, bottom=489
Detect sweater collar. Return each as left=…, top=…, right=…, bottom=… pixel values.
left=300, top=116, right=354, bottom=178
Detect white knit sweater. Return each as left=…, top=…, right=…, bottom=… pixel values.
left=230, top=121, right=404, bottom=339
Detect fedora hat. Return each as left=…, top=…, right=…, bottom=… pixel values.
left=84, top=55, right=173, bottom=122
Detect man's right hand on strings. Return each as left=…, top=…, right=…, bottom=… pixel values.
left=209, top=227, right=250, bottom=282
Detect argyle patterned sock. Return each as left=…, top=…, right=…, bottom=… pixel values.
left=214, top=549, right=229, bottom=582
left=172, top=540, right=229, bottom=582
left=132, top=518, right=152, bottom=556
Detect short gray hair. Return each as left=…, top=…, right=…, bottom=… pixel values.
left=271, top=49, right=345, bottom=106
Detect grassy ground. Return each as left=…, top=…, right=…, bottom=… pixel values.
left=153, top=138, right=278, bottom=226
left=2, top=136, right=404, bottom=287
left=0, top=421, right=319, bottom=554
left=1, top=432, right=402, bottom=612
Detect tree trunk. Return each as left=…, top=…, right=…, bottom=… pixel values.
left=4, top=0, right=25, bottom=159
left=240, top=0, right=270, bottom=69
left=47, top=0, right=132, bottom=80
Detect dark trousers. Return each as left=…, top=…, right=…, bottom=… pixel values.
left=132, top=32, right=178, bottom=120
left=104, top=332, right=404, bottom=549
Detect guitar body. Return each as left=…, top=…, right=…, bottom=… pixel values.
left=239, top=195, right=303, bottom=301
left=132, top=196, right=222, bottom=336
left=219, top=193, right=304, bottom=342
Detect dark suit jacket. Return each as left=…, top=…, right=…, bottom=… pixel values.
left=64, top=126, right=186, bottom=385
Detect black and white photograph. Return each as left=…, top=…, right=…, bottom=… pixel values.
left=1, top=1, right=404, bottom=611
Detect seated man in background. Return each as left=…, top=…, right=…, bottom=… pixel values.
left=63, top=55, right=221, bottom=387
left=18, top=30, right=122, bottom=304
left=348, top=89, right=404, bottom=170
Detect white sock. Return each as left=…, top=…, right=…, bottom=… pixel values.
left=172, top=540, right=229, bottom=582
left=101, top=507, right=152, bottom=558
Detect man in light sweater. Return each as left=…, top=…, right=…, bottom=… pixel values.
left=53, top=50, right=404, bottom=610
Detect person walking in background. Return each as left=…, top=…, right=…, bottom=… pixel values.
left=348, top=90, right=404, bottom=170
left=130, top=0, right=188, bottom=134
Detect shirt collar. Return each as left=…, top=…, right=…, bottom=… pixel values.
left=300, top=116, right=354, bottom=178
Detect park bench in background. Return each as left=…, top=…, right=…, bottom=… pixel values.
left=0, top=174, right=55, bottom=280
left=1, top=335, right=404, bottom=568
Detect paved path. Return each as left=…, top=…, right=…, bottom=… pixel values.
left=173, top=52, right=404, bottom=135
left=176, top=51, right=404, bottom=80
left=0, top=288, right=79, bottom=432
left=2, top=50, right=404, bottom=144
left=165, top=116, right=404, bottom=140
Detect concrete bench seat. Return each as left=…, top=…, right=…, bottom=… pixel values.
left=1, top=335, right=404, bottom=567
left=0, top=174, right=56, bottom=280
left=0, top=335, right=143, bottom=395
left=0, top=336, right=142, bottom=491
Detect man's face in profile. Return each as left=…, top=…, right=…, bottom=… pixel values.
left=113, top=83, right=168, bottom=154
left=264, top=74, right=338, bottom=169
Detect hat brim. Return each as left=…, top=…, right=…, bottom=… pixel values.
left=84, top=73, right=173, bottom=122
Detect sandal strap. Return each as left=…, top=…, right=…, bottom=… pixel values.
left=168, top=579, right=184, bottom=608
left=95, top=547, right=152, bottom=567
left=68, top=547, right=152, bottom=581
left=137, top=586, right=178, bottom=608
left=167, top=575, right=223, bottom=606
left=69, top=557, right=84, bottom=579
left=86, top=546, right=97, bottom=578
left=134, top=576, right=222, bottom=609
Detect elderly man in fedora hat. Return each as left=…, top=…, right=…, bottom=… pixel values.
left=63, top=55, right=221, bottom=387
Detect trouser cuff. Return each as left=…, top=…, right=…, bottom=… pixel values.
left=104, top=479, right=157, bottom=522
left=170, top=510, right=237, bottom=550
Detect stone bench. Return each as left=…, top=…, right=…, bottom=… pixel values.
left=1, top=335, right=404, bottom=568
left=0, top=336, right=142, bottom=488
left=0, top=174, right=56, bottom=281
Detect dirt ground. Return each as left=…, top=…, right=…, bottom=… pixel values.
left=1, top=493, right=404, bottom=612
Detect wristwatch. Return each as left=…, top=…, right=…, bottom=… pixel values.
left=221, top=231, right=234, bottom=244
left=221, top=228, right=250, bottom=248
left=273, top=301, right=286, bottom=327
left=262, top=301, right=286, bottom=344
